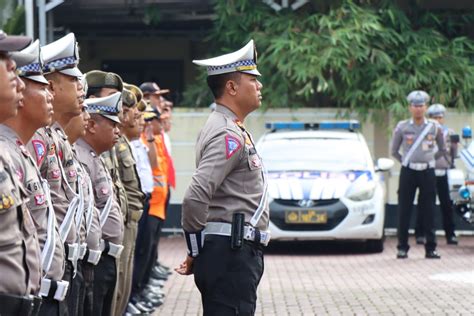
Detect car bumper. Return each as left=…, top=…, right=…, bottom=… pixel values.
left=269, top=188, right=385, bottom=241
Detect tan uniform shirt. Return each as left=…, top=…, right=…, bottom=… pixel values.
left=115, top=135, right=144, bottom=223
left=72, top=145, right=100, bottom=253
left=76, top=138, right=124, bottom=245
left=27, top=127, right=77, bottom=245
left=436, top=125, right=458, bottom=170
left=182, top=104, right=269, bottom=232
left=391, top=118, right=446, bottom=165
left=0, top=148, right=41, bottom=295
left=0, top=125, right=64, bottom=281
left=102, top=148, right=129, bottom=223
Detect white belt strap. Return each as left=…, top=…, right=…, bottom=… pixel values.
left=85, top=176, right=95, bottom=235
left=246, top=130, right=269, bottom=228
left=100, top=239, right=124, bottom=259
left=59, top=196, right=79, bottom=243
left=205, top=222, right=271, bottom=246
left=435, top=169, right=447, bottom=176
left=78, top=243, right=87, bottom=260
left=40, top=179, right=57, bottom=275
left=74, top=173, right=85, bottom=235
left=57, top=150, right=81, bottom=244
left=39, top=278, right=69, bottom=301
left=99, top=160, right=114, bottom=228
left=250, top=164, right=268, bottom=227
left=86, top=249, right=102, bottom=265
left=402, top=122, right=433, bottom=167
left=99, top=194, right=113, bottom=228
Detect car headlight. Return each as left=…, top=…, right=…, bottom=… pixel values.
left=345, top=181, right=376, bottom=201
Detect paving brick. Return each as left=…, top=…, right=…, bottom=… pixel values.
left=152, top=235, right=474, bottom=315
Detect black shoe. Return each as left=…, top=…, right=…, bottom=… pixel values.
left=150, top=267, right=168, bottom=281
left=447, top=236, right=458, bottom=245
left=133, top=301, right=154, bottom=314
left=415, top=236, right=425, bottom=245
left=425, top=250, right=441, bottom=259
left=396, top=249, right=408, bottom=259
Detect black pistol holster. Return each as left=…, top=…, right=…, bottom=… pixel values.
left=230, top=213, right=245, bottom=250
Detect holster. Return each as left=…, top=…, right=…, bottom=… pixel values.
left=230, top=213, right=245, bottom=250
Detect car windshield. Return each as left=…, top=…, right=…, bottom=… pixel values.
left=259, top=137, right=368, bottom=172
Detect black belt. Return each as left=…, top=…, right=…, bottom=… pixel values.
left=0, top=293, right=41, bottom=316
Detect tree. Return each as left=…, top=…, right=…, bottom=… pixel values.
left=183, top=0, right=474, bottom=121
left=0, top=0, right=25, bottom=35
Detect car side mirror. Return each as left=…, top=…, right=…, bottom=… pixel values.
left=375, top=158, right=394, bottom=172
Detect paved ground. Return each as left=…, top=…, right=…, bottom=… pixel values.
left=153, top=235, right=474, bottom=315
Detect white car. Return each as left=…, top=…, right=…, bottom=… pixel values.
left=256, top=121, right=394, bottom=252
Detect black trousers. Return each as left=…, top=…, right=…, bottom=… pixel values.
left=68, top=260, right=84, bottom=316
left=193, top=235, right=264, bottom=316
left=415, top=174, right=456, bottom=238
left=39, top=260, right=73, bottom=316
left=92, top=255, right=117, bottom=316
left=132, top=213, right=163, bottom=295
left=80, top=262, right=95, bottom=316
left=397, top=167, right=437, bottom=252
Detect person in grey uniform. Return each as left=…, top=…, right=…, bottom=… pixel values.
left=2, top=39, right=68, bottom=316
left=0, top=30, right=43, bottom=316
left=391, top=90, right=446, bottom=259
left=415, top=103, right=459, bottom=245
left=75, top=92, right=124, bottom=316
left=26, top=33, right=85, bottom=315
left=177, top=40, right=271, bottom=316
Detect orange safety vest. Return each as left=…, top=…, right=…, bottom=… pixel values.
left=141, top=133, right=169, bottom=220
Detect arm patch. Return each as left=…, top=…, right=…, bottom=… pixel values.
left=225, top=134, right=242, bottom=160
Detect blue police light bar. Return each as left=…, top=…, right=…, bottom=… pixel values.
left=265, top=120, right=360, bottom=131
left=462, top=126, right=472, bottom=139
left=459, top=186, right=471, bottom=200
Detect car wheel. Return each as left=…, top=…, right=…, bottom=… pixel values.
left=366, top=236, right=385, bottom=253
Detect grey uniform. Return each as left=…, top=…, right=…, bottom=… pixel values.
left=0, top=149, right=41, bottom=295
left=28, top=127, right=78, bottom=245
left=391, top=118, right=446, bottom=165
left=182, top=104, right=269, bottom=233
left=436, top=126, right=457, bottom=170
left=0, top=125, right=64, bottom=281
left=76, top=138, right=124, bottom=245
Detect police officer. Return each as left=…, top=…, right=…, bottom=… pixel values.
left=0, top=30, right=43, bottom=316
left=85, top=70, right=129, bottom=233
left=113, top=87, right=145, bottom=316
left=75, top=92, right=124, bottom=316
left=391, top=90, right=447, bottom=259
left=27, top=33, right=85, bottom=315
left=2, top=39, right=68, bottom=316
left=415, top=104, right=459, bottom=245
left=64, top=77, right=103, bottom=316
left=177, top=40, right=270, bottom=315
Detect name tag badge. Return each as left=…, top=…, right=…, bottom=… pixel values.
left=421, top=141, right=429, bottom=151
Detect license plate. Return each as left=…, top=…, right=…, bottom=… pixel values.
left=285, top=210, right=328, bottom=224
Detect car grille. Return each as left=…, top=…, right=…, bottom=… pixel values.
left=270, top=199, right=348, bottom=231
left=273, top=199, right=339, bottom=207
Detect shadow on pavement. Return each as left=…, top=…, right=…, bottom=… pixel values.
left=265, top=240, right=378, bottom=255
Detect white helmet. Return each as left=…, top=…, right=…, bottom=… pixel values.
left=427, top=103, right=446, bottom=117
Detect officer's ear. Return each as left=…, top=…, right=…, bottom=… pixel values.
left=225, top=80, right=237, bottom=96
left=86, top=116, right=98, bottom=134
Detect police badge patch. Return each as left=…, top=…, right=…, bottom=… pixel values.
left=32, top=140, right=46, bottom=165
left=225, top=135, right=241, bottom=159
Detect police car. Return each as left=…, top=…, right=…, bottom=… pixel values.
left=256, top=121, right=394, bottom=252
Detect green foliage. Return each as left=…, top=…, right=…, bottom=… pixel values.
left=3, top=5, right=25, bottom=35
left=183, top=0, right=474, bottom=121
